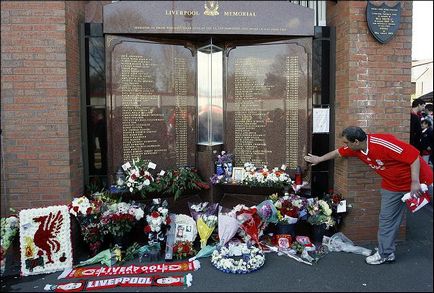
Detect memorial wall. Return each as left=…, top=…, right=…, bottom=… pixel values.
left=103, top=1, right=314, bottom=181
left=106, top=37, right=197, bottom=174
left=225, top=40, right=310, bottom=169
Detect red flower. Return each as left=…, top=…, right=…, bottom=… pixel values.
left=151, top=211, right=160, bottom=218
left=182, top=244, right=190, bottom=253
left=144, top=225, right=151, bottom=233
left=73, top=206, right=79, bottom=213
left=131, top=174, right=137, bottom=180
left=86, top=207, right=92, bottom=215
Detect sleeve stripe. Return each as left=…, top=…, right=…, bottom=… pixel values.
left=370, top=137, right=403, bottom=154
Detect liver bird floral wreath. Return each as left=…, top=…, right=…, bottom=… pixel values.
left=211, top=242, right=265, bottom=274
left=19, top=205, right=73, bottom=276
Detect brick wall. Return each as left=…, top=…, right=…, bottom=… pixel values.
left=327, top=1, right=413, bottom=242
left=1, top=1, right=86, bottom=215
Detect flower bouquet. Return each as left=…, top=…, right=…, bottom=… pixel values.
left=117, top=158, right=159, bottom=197
left=323, top=191, right=347, bottom=225
left=188, top=202, right=219, bottom=248
left=144, top=199, right=171, bottom=246
left=242, top=163, right=293, bottom=189
left=307, top=198, right=335, bottom=229
left=231, top=204, right=262, bottom=245
left=269, top=193, right=307, bottom=225
left=100, top=202, right=145, bottom=248
left=0, top=215, right=19, bottom=275
left=69, top=195, right=105, bottom=255
left=172, top=240, right=197, bottom=260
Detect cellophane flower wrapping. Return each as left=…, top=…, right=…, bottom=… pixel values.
left=232, top=205, right=261, bottom=245
left=218, top=213, right=240, bottom=247
left=197, top=216, right=217, bottom=248
left=256, top=200, right=278, bottom=224
left=188, top=202, right=219, bottom=248
left=188, top=202, right=219, bottom=221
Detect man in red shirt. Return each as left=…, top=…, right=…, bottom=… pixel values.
left=304, top=126, right=433, bottom=265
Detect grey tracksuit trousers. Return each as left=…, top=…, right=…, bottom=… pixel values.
left=378, top=185, right=433, bottom=257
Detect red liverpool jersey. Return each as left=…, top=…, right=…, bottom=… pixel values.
left=338, top=134, right=433, bottom=192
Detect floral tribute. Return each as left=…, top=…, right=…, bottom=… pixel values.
left=117, top=158, right=157, bottom=197
left=307, top=198, right=335, bottom=229
left=117, top=159, right=209, bottom=201
left=322, top=191, right=347, bottom=225
left=211, top=163, right=294, bottom=189
left=100, top=201, right=145, bottom=240
left=19, top=205, right=73, bottom=276
left=144, top=199, right=170, bottom=246
left=211, top=242, right=265, bottom=274
left=188, top=202, right=219, bottom=248
left=69, top=195, right=105, bottom=255
left=229, top=204, right=263, bottom=245
left=269, top=193, right=307, bottom=224
left=157, top=167, right=210, bottom=201
left=0, top=214, right=19, bottom=275
left=242, top=163, right=293, bottom=188
left=172, top=240, right=197, bottom=260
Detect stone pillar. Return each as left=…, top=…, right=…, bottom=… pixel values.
left=327, top=1, right=413, bottom=242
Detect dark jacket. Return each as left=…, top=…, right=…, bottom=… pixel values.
left=420, top=127, right=433, bottom=156
left=410, top=112, right=422, bottom=151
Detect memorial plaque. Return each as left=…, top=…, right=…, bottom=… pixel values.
left=106, top=36, right=197, bottom=176
left=366, top=1, right=401, bottom=44
left=103, top=1, right=314, bottom=36
left=225, top=40, right=311, bottom=170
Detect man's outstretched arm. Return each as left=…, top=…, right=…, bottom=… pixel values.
left=304, top=149, right=340, bottom=166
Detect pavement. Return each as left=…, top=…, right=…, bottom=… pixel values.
left=1, top=204, right=432, bottom=292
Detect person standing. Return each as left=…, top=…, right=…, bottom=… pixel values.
left=420, top=119, right=433, bottom=165
left=304, top=126, right=433, bottom=265
left=410, top=98, right=426, bottom=151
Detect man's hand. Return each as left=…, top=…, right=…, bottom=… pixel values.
left=410, top=181, right=422, bottom=198
left=304, top=153, right=321, bottom=166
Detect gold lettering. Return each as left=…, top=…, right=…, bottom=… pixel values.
left=165, top=10, right=199, bottom=16
left=224, top=11, right=256, bottom=17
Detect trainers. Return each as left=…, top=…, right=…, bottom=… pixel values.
left=365, top=251, right=395, bottom=265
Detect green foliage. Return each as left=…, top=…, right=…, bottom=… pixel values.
left=141, top=167, right=209, bottom=201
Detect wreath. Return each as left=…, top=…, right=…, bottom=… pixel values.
left=211, top=243, right=265, bottom=274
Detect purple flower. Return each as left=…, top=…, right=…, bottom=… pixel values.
left=261, top=204, right=272, bottom=219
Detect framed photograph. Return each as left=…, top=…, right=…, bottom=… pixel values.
left=173, top=214, right=197, bottom=242
left=232, top=167, right=245, bottom=182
